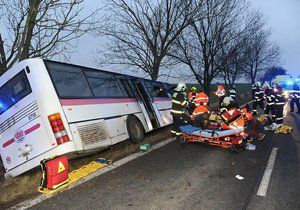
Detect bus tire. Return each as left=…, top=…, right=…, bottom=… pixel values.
left=127, top=115, right=145, bottom=143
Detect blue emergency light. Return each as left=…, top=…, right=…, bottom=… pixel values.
left=286, top=80, right=294, bottom=85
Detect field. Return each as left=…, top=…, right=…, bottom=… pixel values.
left=0, top=83, right=252, bottom=208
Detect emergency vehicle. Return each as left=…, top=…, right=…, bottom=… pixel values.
left=0, top=58, right=172, bottom=178
left=271, top=75, right=300, bottom=98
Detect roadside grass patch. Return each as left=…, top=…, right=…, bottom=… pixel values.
left=0, top=126, right=171, bottom=208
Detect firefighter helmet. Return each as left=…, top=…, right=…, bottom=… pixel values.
left=222, top=96, right=233, bottom=106
left=175, top=82, right=187, bottom=91
left=191, top=86, right=197, bottom=91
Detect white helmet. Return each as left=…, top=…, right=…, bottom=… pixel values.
left=255, top=81, right=261, bottom=87
left=174, top=82, right=186, bottom=91
left=222, top=96, right=233, bottom=107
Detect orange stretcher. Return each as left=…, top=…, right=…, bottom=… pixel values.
left=179, top=125, right=245, bottom=153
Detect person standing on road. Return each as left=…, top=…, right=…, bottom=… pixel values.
left=171, top=82, right=189, bottom=138
left=263, top=82, right=276, bottom=122
left=215, top=83, right=226, bottom=107
left=188, top=87, right=197, bottom=102
left=252, top=82, right=265, bottom=115
left=229, top=85, right=237, bottom=102
left=194, top=90, right=209, bottom=107
left=290, top=84, right=300, bottom=114
left=188, top=87, right=197, bottom=115
left=274, top=84, right=285, bottom=127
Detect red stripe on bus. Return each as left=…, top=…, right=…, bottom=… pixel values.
left=60, top=98, right=137, bottom=106
left=3, top=139, right=14, bottom=148
left=24, top=123, right=41, bottom=135
left=2, top=123, right=41, bottom=148
left=153, top=97, right=171, bottom=102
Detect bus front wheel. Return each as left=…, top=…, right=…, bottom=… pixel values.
left=127, top=115, right=145, bottom=143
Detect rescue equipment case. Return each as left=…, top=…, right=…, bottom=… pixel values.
left=40, top=156, right=69, bottom=190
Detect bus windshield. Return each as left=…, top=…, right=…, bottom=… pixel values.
left=0, top=70, right=32, bottom=115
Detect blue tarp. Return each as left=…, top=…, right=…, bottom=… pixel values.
left=180, top=125, right=202, bottom=134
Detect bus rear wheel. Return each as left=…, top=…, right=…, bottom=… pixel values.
left=127, top=115, right=145, bottom=143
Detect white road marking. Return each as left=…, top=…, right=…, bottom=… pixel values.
left=257, top=147, right=278, bottom=197
left=10, top=137, right=176, bottom=210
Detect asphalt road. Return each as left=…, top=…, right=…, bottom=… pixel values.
left=29, top=112, right=300, bottom=210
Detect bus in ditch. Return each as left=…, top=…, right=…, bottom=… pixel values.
left=0, top=58, right=173, bottom=178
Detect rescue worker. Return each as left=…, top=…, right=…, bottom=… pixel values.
left=215, top=82, right=226, bottom=107
left=171, top=82, right=189, bottom=138
left=251, top=83, right=256, bottom=99
left=252, top=82, right=265, bottom=115
left=290, top=84, right=300, bottom=114
left=188, top=87, right=197, bottom=102
left=263, top=82, right=276, bottom=122
left=229, top=85, right=237, bottom=102
left=191, top=104, right=210, bottom=128
left=187, top=86, right=197, bottom=115
left=220, top=97, right=244, bottom=130
left=273, top=83, right=285, bottom=127
left=194, top=90, right=209, bottom=107
left=219, top=96, right=239, bottom=113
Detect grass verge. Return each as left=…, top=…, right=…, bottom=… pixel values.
left=0, top=126, right=172, bottom=209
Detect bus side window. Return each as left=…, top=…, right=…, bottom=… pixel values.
left=46, top=62, right=93, bottom=98
left=84, top=70, right=129, bottom=98
left=144, top=81, right=169, bottom=98
left=119, top=79, right=134, bottom=98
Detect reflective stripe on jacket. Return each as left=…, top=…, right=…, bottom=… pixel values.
left=171, top=91, right=189, bottom=115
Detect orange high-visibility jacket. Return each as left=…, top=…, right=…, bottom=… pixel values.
left=220, top=108, right=244, bottom=129
left=215, top=85, right=225, bottom=97
left=188, top=91, right=197, bottom=101
left=194, top=92, right=209, bottom=106
left=192, top=105, right=209, bottom=117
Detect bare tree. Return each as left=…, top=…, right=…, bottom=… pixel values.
left=96, top=0, right=202, bottom=80
left=243, top=28, right=281, bottom=84
left=170, top=0, right=251, bottom=93
left=0, top=0, right=98, bottom=75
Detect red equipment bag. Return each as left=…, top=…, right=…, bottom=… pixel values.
left=221, top=108, right=241, bottom=125
left=40, top=156, right=69, bottom=190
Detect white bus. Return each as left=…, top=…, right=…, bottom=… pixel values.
left=0, top=58, right=173, bottom=178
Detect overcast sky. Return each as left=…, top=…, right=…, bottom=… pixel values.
left=69, top=0, right=300, bottom=79
left=1, top=1, right=299, bottom=79
left=250, top=0, right=300, bottom=77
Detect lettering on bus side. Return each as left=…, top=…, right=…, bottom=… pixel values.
left=28, top=112, right=37, bottom=121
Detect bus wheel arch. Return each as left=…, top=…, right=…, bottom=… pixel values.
left=126, top=115, right=145, bottom=143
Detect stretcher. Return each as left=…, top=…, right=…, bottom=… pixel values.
left=179, top=125, right=245, bottom=153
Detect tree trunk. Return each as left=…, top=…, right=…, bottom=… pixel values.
left=20, top=0, right=41, bottom=60
left=151, top=64, right=159, bottom=81
left=0, top=34, right=7, bottom=75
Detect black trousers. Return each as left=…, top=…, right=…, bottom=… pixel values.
left=253, top=100, right=264, bottom=115
left=290, top=98, right=300, bottom=112
left=264, top=104, right=276, bottom=121
left=219, top=95, right=225, bottom=107
left=171, top=114, right=188, bottom=137
left=275, top=104, right=284, bottom=124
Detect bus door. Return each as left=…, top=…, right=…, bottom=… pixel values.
left=134, top=80, right=162, bottom=129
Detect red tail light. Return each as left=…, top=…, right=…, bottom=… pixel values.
left=48, top=113, right=70, bottom=145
